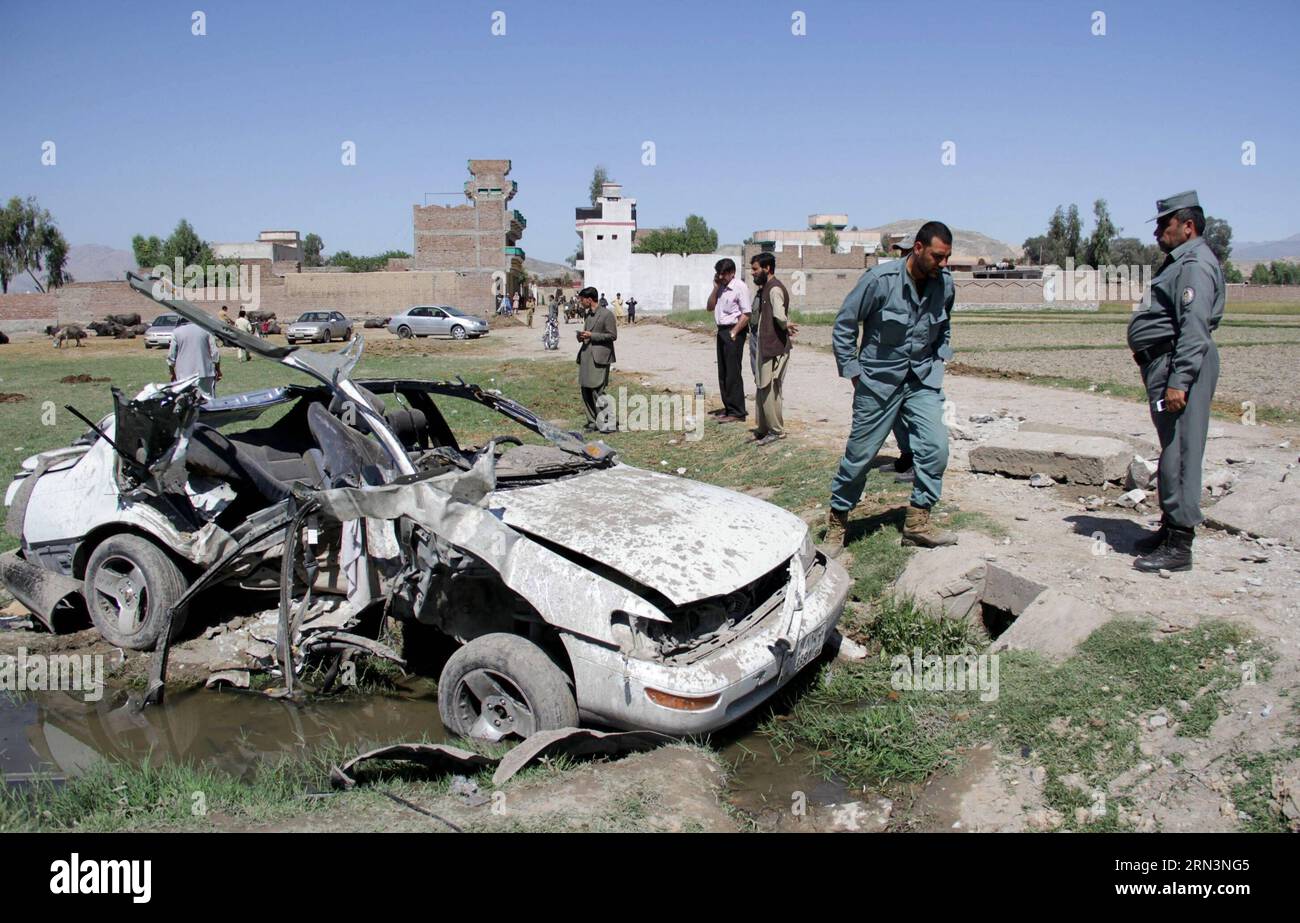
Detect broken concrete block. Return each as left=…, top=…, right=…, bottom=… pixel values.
left=894, top=533, right=997, bottom=621
left=990, top=588, right=1113, bottom=661
left=1114, top=488, right=1147, bottom=508
left=1205, top=478, right=1300, bottom=545
left=969, top=431, right=1132, bottom=485
left=981, top=564, right=1047, bottom=618
left=1202, top=469, right=1237, bottom=497
left=1126, top=456, right=1157, bottom=491
left=1028, top=473, right=1053, bottom=488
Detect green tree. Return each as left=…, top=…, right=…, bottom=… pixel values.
left=1086, top=198, right=1117, bottom=268
left=1110, top=237, right=1163, bottom=275
left=1223, top=261, right=1244, bottom=284
left=326, top=249, right=411, bottom=273
left=0, top=196, right=72, bottom=293
left=132, top=234, right=164, bottom=268
left=303, top=232, right=324, bottom=267
left=1202, top=215, right=1233, bottom=265
left=1250, top=262, right=1272, bottom=285
left=633, top=215, right=719, bottom=255
left=820, top=224, right=840, bottom=251
left=1065, top=204, right=1083, bottom=260
left=589, top=165, right=610, bottom=206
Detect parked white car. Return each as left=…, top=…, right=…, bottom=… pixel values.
left=388, top=305, right=489, bottom=340
left=286, top=311, right=353, bottom=344
left=143, top=313, right=181, bottom=349
left=1, top=273, right=848, bottom=738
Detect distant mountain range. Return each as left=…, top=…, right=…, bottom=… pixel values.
left=5, top=244, right=135, bottom=293
left=1232, top=233, right=1300, bottom=261
left=866, top=219, right=1021, bottom=261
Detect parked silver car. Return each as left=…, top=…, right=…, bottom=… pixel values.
left=143, top=313, right=181, bottom=349
left=389, top=305, right=489, bottom=340
left=286, top=311, right=353, bottom=344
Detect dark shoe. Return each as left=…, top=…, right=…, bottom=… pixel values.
left=1135, top=526, right=1193, bottom=573
left=1133, top=521, right=1168, bottom=555
left=755, top=433, right=781, bottom=447
left=583, top=423, right=598, bottom=432
left=716, top=415, right=744, bottom=424
left=822, top=508, right=850, bottom=555
left=893, top=452, right=914, bottom=474
left=708, top=408, right=727, bottom=416
left=901, top=504, right=958, bottom=548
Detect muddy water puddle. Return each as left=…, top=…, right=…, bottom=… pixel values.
left=1, top=679, right=447, bottom=783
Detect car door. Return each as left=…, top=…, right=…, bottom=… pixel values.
left=331, top=312, right=347, bottom=338
left=430, top=308, right=450, bottom=337
left=407, top=307, right=430, bottom=335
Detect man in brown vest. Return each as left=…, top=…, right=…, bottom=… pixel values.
left=749, top=253, right=796, bottom=446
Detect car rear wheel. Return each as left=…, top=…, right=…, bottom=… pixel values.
left=438, top=633, right=578, bottom=741
left=84, top=534, right=188, bottom=651
left=397, top=325, right=413, bottom=339
left=450, top=325, right=467, bottom=340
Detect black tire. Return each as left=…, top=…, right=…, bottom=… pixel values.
left=397, top=325, right=413, bottom=339
left=438, top=633, right=577, bottom=741
left=450, top=324, right=466, bottom=340
left=344, top=327, right=353, bottom=341
left=83, top=534, right=188, bottom=651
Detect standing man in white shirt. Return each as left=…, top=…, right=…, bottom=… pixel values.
left=705, top=258, right=752, bottom=424
left=168, top=318, right=221, bottom=399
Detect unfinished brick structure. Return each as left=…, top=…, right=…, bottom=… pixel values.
left=412, top=159, right=525, bottom=316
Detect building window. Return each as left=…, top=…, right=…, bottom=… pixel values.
left=612, top=234, right=618, bottom=240
left=597, top=235, right=604, bottom=240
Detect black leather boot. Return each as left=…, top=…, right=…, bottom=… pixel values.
left=1135, top=525, right=1193, bottom=573
left=1133, top=520, right=1168, bottom=555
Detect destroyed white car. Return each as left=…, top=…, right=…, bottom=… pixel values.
left=1, top=273, right=850, bottom=739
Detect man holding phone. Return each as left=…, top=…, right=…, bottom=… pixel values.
left=576, top=286, right=618, bottom=432
left=1127, top=191, right=1224, bottom=573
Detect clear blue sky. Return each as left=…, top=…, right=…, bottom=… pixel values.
left=3, top=0, right=1298, bottom=261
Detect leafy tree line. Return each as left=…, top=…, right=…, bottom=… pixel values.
left=1248, top=261, right=1300, bottom=285
left=0, top=196, right=72, bottom=293
left=1022, top=200, right=1238, bottom=280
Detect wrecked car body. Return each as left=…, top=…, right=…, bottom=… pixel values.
left=2, top=271, right=850, bottom=738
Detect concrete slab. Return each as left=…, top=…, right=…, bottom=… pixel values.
left=990, top=588, right=1114, bottom=661
left=1018, top=421, right=1158, bottom=459
left=1204, top=478, right=1300, bottom=546
left=969, top=431, right=1132, bottom=485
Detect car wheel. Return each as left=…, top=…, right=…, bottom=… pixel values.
left=344, top=328, right=353, bottom=340
left=83, top=534, right=188, bottom=651
left=438, top=633, right=578, bottom=741
left=450, top=325, right=467, bottom=340
left=397, top=325, right=413, bottom=339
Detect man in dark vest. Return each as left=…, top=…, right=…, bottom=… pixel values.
left=749, top=252, right=796, bottom=446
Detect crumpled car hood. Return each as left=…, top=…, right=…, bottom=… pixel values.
left=490, top=465, right=805, bottom=606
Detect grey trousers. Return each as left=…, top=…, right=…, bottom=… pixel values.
left=1143, top=343, right=1219, bottom=529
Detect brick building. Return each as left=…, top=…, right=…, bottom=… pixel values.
left=412, top=159, right=526, bottom=316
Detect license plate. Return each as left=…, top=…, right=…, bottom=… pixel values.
left=793, top=626, right=826, bottom=672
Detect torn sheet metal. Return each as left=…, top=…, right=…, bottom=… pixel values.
left=0, top=550, right=82, bottom=632
left=330, top=743, right=497, bottom=790
left=492, top=727, right=673, bottom=786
